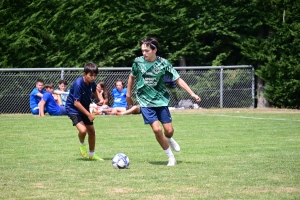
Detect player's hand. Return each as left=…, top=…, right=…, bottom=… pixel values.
left=192, top=94, right=201, bottom=102
left=88, top=113, right=95, bottom=122
left=126, top=96, right=134, bottom=107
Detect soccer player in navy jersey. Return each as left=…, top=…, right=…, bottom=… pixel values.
left=66, top=62, right=103, bottom=161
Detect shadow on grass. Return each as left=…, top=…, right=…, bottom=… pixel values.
left=149, top=160, right=182, bottom=165
left=76, top=157, right=112, bottom=162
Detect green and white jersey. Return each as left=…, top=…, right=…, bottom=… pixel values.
left=131, top=56, right=180, bottom=107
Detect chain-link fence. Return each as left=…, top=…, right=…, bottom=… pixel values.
left=0, top=66, right=254, bottom=114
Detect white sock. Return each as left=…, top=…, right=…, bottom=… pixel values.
left=80, top=142, right=85, bottom=145
left=164, top=147, right=174, bottom=157
left=89, top=151, right=95, bottom=156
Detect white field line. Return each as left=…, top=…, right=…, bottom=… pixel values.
left=205, top=114, right=300, bottom=122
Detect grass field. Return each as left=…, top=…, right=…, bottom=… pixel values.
left=1, top=108, right=300, bottom=199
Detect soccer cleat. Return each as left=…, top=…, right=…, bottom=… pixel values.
left=79, top=144, right=88, bottom=158
left=89, top=154, right=104, bottom=161
left=167, top=156, right=177, bottom=166
left=168, top=138, right=181, bottom=152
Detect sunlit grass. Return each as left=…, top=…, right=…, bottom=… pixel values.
left=1, top=109, right=300, bottom=199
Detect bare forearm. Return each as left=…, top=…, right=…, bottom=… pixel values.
left=126, top=75, right=135, bottom=97
left=126, top=75, right=135, bottom=106
left=54, top=90, right=69, bottom=95
left=176, top=78, right=201, bottom=102
left=176, top=78, right=195, bottom=96
left=39, top=102, right=45, bottom=116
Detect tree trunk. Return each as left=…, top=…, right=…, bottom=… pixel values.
left=256, top=73, right=270, bottom=108
left=256, top=25, right=270, bottom=108
left=179, top=56, right=186, bottom=66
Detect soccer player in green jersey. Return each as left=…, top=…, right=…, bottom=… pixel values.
left=126, top=37, right=201, bottom=166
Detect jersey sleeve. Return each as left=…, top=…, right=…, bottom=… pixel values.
left=164, top=60, right=180, bottom=81
left=42, top=92, right=51, bottom=102
left=131, top=58, right=140, bottom=77
left=72, top=82, right=82, bottom=101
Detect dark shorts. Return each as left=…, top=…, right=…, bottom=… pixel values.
left=68, top=114, right=93, bottom=126
left=140, top=106, right=172, bottom=124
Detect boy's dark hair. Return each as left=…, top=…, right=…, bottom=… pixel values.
left=44, top=83, right=54, bottom=89
left=84, top=62, right=98, bottom=75
left=58, top=80, right=68, bottom=85
left=36, top=79, right=44, bottom=84
left=140, top=37, right=159, bottom=50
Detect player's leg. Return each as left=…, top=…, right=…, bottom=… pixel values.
left=69, top=115, right=88, bottom=158
left=141, top=107, right=176, bottom=166
left=76, top=122, right=87, bottom=143
left=85, top=123, right=103, bottom=161
left=158, top=107, right=181, bottom=152
left=85, top=125, right=95, bottom=151
left=158, top=107, right=180, bottom=166
left=150, top=121, right=169, bottom=150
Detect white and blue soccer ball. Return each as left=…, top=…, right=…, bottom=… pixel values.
left=112, top=153, right=130, bottom=169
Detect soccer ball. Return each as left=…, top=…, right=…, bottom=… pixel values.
left=112, top=153, right=130, bottom=169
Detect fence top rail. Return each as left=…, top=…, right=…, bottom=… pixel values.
left=0, top=65, right=252, bottom=72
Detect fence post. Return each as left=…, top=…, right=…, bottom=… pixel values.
left=60, top=69, right=64, bottom=80
left=251, top=66, right=255, bottom=108
left=220, top=67, right=223, bottom=108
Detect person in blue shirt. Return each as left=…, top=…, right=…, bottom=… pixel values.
left=111, top=79, right=127, bottom=108
left=38, top=83, right=67, bottom=116
left=65, top=62, right=103, bottom=161
left=54, top=80, right=70, bottom=106
left=103, top=79, right=128, bottom=115
left=29, top=79, right=46, bottom=115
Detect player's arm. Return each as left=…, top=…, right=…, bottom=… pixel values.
left=36, top=93, right=43, bottom=98
left=126, top=74, right=135, bottom=106
left=74, top=100, right=95, bottom=122
left=54, top=90, right=69, bottom=95
left=175, top=78, right=201, bottom=102
left=38, top=100, right=46, bottom=117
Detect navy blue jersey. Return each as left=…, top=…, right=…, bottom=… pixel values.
left=66, top=77, right=96, bottom=115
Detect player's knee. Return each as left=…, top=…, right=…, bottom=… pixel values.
left=164, top=128, right=174, bottom=137
left=152, top=126, right=162, bottom=134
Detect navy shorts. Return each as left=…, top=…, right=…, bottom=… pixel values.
left=68, top=114, right=93, bottom=126
left=140, top=106, right=172, bottom=124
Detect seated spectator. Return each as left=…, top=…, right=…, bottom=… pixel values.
left=54, top=80, right=69, bottom=106
left=102, top=79, right=128, bottom=115
left=30, top=79, right=46, bottom=115
left=89, top=81, right=110, bottom=115
left=38, top=83, right=67, bottom=116
left=95, top=81, right=110, bottom=108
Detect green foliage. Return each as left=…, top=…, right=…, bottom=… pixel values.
left=0, top=0, right=299, bottom=107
